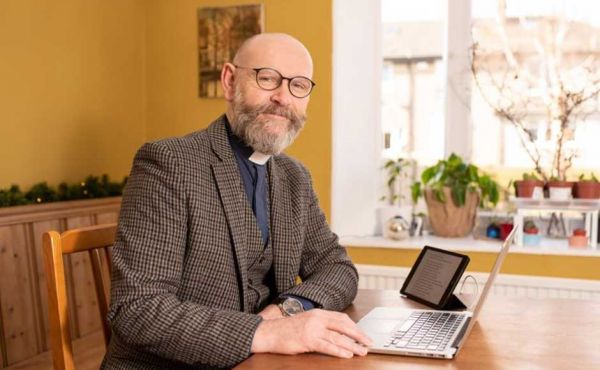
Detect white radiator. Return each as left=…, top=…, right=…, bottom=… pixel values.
left=357, top=264, right=600, bottom=300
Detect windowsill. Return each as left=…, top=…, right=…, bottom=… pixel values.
left=340, top=235, right=600, bottom=257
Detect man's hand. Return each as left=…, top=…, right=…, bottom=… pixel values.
left=251, top=309, right=372, bottom=358
left=258, top=304, right=284, bottom=320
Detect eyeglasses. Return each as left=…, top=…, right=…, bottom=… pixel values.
left=234, top=65, right=316, bottom=98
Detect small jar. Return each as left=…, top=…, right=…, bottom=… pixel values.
left=569, top=228, right=588, bottom=248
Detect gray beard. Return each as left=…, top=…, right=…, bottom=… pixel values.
left=229, top=89, right=306, bottom=155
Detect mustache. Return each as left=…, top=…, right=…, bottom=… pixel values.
left=256, top=102, right=303, bottom=123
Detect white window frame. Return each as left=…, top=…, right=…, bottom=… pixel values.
left=331, top=0, right=473, bottom=237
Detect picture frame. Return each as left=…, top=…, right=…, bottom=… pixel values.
left=197, top=4, right=264, bottom=98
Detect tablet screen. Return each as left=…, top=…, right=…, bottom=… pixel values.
left=400, top=246, right=469, bottom=309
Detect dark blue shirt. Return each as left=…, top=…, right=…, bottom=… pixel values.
left=225, top=120, right=269, bottom=245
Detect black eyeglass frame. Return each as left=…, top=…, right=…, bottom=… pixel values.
left=233, top=64, right=316, bottom=98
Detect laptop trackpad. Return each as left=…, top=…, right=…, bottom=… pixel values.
left=358, top=307, right=413, bottom=334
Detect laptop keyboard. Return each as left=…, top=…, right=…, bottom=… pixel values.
left=383, top=311, right=466, bottom=351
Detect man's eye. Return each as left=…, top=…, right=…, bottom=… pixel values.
left=292, top=81, right=309, bottom=90
left=259, top=76, right=275, bottom=82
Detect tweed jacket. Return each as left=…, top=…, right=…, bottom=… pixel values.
left=101, top=116, right=359, bottom=369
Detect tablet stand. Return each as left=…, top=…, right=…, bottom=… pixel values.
left=441, top=293, right=467, bottom=311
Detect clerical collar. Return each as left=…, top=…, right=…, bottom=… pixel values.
left=248, top=151, right=270, bottom=165
left=224, top=117, right=272, bottom=165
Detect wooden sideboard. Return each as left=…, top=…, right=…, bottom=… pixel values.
left=0, top=197, right=121, bottom=368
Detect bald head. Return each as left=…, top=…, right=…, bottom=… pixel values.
left=221, top=33, right=312, bottom=155
left=233, top=33, right=313, bottom=78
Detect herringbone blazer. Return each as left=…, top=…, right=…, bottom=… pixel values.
left=101, top=115, right=359, bottom=369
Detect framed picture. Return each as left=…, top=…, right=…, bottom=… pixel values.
left=197, top=4, right=264, bottom=98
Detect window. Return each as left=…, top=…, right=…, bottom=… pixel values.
left=332, top=0, right=600, bottom=238
left=381, top=0, right=446, bottom=165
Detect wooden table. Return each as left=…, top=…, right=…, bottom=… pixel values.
left=235, top=289, right=600, bottom=370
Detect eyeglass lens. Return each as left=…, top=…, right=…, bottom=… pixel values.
left=255, top=68, right=313, bottom=98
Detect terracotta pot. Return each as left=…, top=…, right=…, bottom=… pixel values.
left=514, top=179, right=544, bottom=198
left=424, top=187, right=479, bottom=237
left=574, top=181, right=600, bottom=199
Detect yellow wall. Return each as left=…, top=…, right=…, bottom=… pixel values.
left=0, top=0, right=147, bottom=189
left=347, top=246, right=600, bottom=280
left=145, top=0, right=333, bottom=217
left=1, top=0, right=333, bottom=217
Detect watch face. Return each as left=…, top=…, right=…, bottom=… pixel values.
left=282, top=298, right=304, bottom=315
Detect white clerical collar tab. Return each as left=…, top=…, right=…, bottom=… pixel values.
left=248, top=151, right=271, bottom=165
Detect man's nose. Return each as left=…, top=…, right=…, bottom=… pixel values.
left=270, top=80, right=293, bottom=107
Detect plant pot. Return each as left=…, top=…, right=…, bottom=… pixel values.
left=424, top=187, right=479, bottom=237
left=523, top=233, right=541, bottom=246
left=568, top=235, right=588, bottom=248
left=499, top=223, right=514, bottom=240
left=547, top=180, right=574, bottom=200
left=514, top=179, right=545, bottom=199
left=574, top=180, right=600, bottom=199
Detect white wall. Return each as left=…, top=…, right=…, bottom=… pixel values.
left=331, top=0, right=382, bottom=237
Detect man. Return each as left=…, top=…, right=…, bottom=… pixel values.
left=102, top=33, right=371, bottom=369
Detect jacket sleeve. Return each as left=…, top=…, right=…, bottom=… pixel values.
left=107, top=142, right=261, bottom=368
left=280, top=168, right=359, bottom=312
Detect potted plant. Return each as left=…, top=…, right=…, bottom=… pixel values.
left=523, top=220, right=541, bottom=246
left=569, top=228, right=588, bottom=248
left=381, top=158, right=412, bottom=205
left=411, top=153, right=500, bottom=237
left=377, top=158, right=414, bottom=236
left=513, top=172, right=544, bottom=199
left=547, top=176, right=574, bottom=201
left=574, top=173, right=600, bottom=199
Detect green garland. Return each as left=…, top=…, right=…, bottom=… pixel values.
left=0, top=175, right=127, bottom=208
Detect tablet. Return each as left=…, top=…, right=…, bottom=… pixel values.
left=400, top=246, right=470, bottom=310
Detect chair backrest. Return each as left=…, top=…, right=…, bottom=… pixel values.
left=42, top=223, right=117, bottom=370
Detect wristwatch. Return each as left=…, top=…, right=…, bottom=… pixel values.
left=274, top=296, right=305, bottom=317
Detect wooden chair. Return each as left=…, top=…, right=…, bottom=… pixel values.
left=42, top=223, right=117, bottom=370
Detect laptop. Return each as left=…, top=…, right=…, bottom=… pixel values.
left=357, top=227, right=517, bottom=359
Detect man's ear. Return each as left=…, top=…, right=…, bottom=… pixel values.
left=221, top=63, right=236, bottom=101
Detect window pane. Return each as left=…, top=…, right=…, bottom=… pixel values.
left=471, top=0, right=600, bottom=180
left=381, top=0, right=445, bottom=167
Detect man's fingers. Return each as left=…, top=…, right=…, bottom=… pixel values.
left=325, top=331, right=368, bottom=356
left=313, top=338, right=354, bottom=359
left=324, top=312, right=373, bottom=347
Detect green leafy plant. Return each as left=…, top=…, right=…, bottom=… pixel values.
left=381, top=158, right=413, bottom=205
left=25, top=182, right=58, bottom=204
left=522, top=172, right=542, bottom=181
left=0, top=185, right=29, bottom=207
left=0, top=175, right=127, bottom=208
left=410, top=153, right=500, bottom=208
left=578, top=173, right=599, bottom=182
left=523, top=220, right=539, bottom=234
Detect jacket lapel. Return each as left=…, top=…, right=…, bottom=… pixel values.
left=207, top=116, right=249, bottom=311
left=268, top=159, right=302, bottom=293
